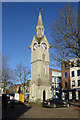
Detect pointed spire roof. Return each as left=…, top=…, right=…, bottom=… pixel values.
left=37, top=10, right=43, bottom=26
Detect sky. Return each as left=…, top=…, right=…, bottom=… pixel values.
left=2, top=2, right=78, bottom=71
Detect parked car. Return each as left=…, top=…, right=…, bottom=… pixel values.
left=10, top=99, right=20, bottom=103
left=42, top=98, right=70, bottom=108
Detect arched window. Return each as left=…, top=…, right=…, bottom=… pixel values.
left=42, top=54, right=45, bottom=60
left=43, top=67, right=46, bottom=73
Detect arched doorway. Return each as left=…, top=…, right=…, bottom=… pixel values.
left=43, top=90, right=46, bottom=101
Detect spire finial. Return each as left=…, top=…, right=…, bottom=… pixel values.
left=37, top=8, right=43, bottom=26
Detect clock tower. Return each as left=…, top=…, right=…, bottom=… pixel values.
left=29, top=10, right=51, bottom=102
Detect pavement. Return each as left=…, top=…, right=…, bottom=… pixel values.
left=69, top=101, right=80, bottom=107
left=2, top=102, right=80, bottom=119
left=20, top=105, right=79, bottom=118
left=2, top=102, right=31, bottom=119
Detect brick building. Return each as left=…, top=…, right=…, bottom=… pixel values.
left=61, top=58, right=80, bottom=101
left=61, top=61, right=71, bottom=90
left=9, top=80, right=31, bottom=95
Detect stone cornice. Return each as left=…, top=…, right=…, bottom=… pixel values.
left=31, top=60, right=49, bottom=64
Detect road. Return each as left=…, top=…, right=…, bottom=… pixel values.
left=20, top=105, right=79, bottom=118
left=2, top=102, right=80, bottom=119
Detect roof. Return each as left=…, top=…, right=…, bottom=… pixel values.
left=49, top=68, right=61, bottom=72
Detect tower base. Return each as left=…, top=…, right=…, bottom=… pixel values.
left=29, top=85, right=51, bottom=103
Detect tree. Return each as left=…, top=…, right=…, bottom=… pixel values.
left=18, top=87, right=21, bottom=94
left=15, top=63, right=31, bottom=97
left=15, top=63, right=23, bottom=85
left=2, top=55, right=14, bottom=93
left=51, top=4, right=80, bottom=66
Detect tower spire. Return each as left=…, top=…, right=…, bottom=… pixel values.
left=37, top=9, right=43, bottom=26
left=36, top=9, right=44, bottom=37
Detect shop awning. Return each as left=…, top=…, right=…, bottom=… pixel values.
left=62, top=88, right=80, bottom=92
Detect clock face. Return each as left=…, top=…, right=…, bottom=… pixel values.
left=33, top=43, right=37, bottom=50
left=41, top=43, right=47, bottom=50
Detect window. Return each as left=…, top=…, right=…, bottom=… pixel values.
left=58, top=77, right=61, bottom=83
left=76, top=60, right=80, bottom=67
left=71, top=62, right=74, bottom=67
left=71, top=71, right=74, bottom=77
left=52, top=82, right=54, bottom=84
left=72, top=81, right=75, bottom=87
left=57, top=78, right=59, bottom=83
left=65, top=82, right=67, bottom=88
left=52, top=77, right=54, bottom=83
left=52, top=84, right=54, bottom=89
left=78, top=80, right=80, bottom=86
left=77, top=70, right=80, bottom=76
left=64, top=63, right=67, bottom=69
left=43, top=67, right=46, bottom=73
left=64, top=72, right=67, bottom=78
left=54, top=77, right=56, bottom=83
left=42, top=54, right=45, bottom=60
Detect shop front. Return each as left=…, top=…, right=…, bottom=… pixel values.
left=61, top=88, right=80, bottom=101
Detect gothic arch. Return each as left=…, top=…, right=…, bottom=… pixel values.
left=43, top=90, right=46, bottom=101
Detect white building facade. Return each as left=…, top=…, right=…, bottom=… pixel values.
left=52, top=71, right=61, bottom=93
left=62, top=58, right=80, bottom=101
left=70, top=58, right=80, bottom=100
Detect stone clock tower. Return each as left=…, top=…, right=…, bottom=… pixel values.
left=29, top=10, right=51, bottom=102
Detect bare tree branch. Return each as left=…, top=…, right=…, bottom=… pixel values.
left=51, top=4, right=79, bottom=66
left=15, top=63, right=31, bottom=96
left=2, top=55, right=14, bottom=93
